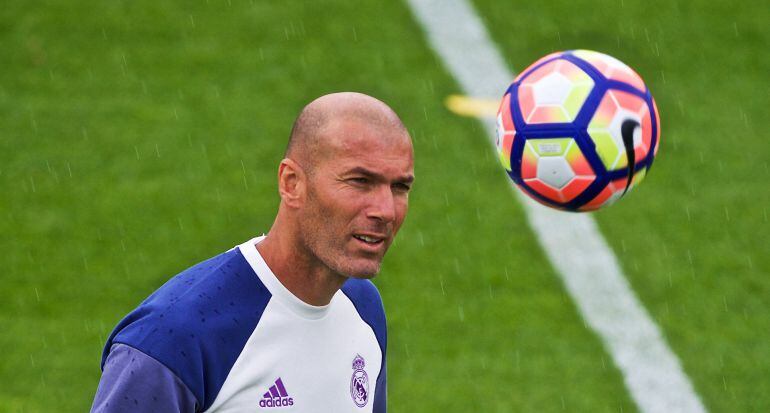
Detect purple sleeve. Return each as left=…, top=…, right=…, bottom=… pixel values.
left=91, top=343, right=199, bottom=413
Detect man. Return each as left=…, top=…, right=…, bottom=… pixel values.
left=91, top=92, right=414, bottom=412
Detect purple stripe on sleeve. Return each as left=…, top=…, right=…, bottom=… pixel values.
left=91, top=343, right=199, bottom=413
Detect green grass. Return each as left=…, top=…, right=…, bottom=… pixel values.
left=1, top=0, right=767, bottom=411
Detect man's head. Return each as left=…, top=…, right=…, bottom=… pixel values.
left=277, top=92, right=414, bottom=279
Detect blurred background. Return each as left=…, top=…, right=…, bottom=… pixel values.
left=1, top=0, right=767, bottom=411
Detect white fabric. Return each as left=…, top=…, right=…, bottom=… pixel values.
left=204, top=237, right=382, bottom=412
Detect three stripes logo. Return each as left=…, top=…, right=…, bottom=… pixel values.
left=258, top=377, right=294, bottom=408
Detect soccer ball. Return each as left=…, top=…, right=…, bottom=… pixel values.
left=496, top=50, right=660, bottom=211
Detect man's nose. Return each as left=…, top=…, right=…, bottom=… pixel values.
left=366, top=184, right=396, bottom=223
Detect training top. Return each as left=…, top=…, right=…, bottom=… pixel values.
left=91, top=236, right=387, bottom=412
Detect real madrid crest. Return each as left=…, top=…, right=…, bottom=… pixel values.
left=350, top=354, right=369, bottom=407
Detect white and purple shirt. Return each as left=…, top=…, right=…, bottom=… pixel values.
left=92, top=237, right=387, bottom=412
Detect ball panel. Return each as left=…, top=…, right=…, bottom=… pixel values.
left=532, top=72, right=573, bottom=105
left=536, top=156, right=575, bottom=189
left=495, top=93, right=517, bottom=172
left=579, top=179, right=624, bottom=211
left=652, top=97, right=661, bottom=156
left=518, top=58, right=594, bottom=125
left=524, top=178, right=563, bottom=202
left=521, top=142, right=538, bottom=179
left=565, top=141, right=594, bottom=176
left=580, top=186, right=614, bottom=211
left=514, top=51, right=563, bottom=83
left=531, top=137, right=573, bottom=157
left=561, top=176, right=594, bottom=202
left=588, top=130, right=620, bottom=170
left=571, top=50, right=646, bottom=92
left=563, top=83, right=593, bottom=120
left=517, top=85, right=536, bottom=124
left=498, top=93, right=516, bottom=132
left=528, top=106, right=569, bottom=123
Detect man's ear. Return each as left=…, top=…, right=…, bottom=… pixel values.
left=278, top=158, right=306, bottom=208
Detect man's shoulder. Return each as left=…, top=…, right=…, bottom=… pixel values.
left=102, top=247, right=273, bottom=410
left=341, top=278, right=387, bottom=351
left=341, top=278, right=384, bottom=307
left=114, top=247, right=271, bottom=337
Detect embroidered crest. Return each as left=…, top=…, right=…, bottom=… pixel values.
left=350, top=354, right=369, bottom=407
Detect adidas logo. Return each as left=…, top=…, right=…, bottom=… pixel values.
left=259, top=377, right=294, bottom=408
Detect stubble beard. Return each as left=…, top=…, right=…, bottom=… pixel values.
left=299, top=190, right=383, bottom=280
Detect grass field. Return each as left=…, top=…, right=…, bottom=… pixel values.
left=1, top=0, right=767, bottom=411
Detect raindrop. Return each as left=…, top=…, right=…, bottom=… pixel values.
left=241, top=160, right=249, bottom=190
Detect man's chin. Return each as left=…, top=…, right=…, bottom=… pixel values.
left=347, top=271, right=379, bottom=280
left=342, top=260, right=381, bottom=279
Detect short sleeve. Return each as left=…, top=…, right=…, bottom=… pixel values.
left=91, top=343, right=199, bottom=413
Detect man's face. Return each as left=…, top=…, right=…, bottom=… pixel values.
left=298, top=119, right=414, bottom=279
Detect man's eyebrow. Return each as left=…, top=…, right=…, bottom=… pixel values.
left=344, top=167, right=414, bottom=183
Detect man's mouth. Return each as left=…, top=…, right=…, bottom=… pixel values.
left=353, top=234, right=385, bottom=245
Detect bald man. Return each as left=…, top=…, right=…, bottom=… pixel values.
left=91, top=93, right=414, bottom=413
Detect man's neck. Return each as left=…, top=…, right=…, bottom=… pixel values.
left=256, top=232, right=346, bottom=306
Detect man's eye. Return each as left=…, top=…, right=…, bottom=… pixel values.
left=393, top=183, right=411, bottom=193
left=349, top=177, right=369, bottom=185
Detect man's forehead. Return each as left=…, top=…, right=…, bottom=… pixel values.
left=313, top=121, right=412, bottom=177
left=319, top=117, right=412, bottom=157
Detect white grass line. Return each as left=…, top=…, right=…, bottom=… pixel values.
left=405, top=1, right=707, bottom=412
